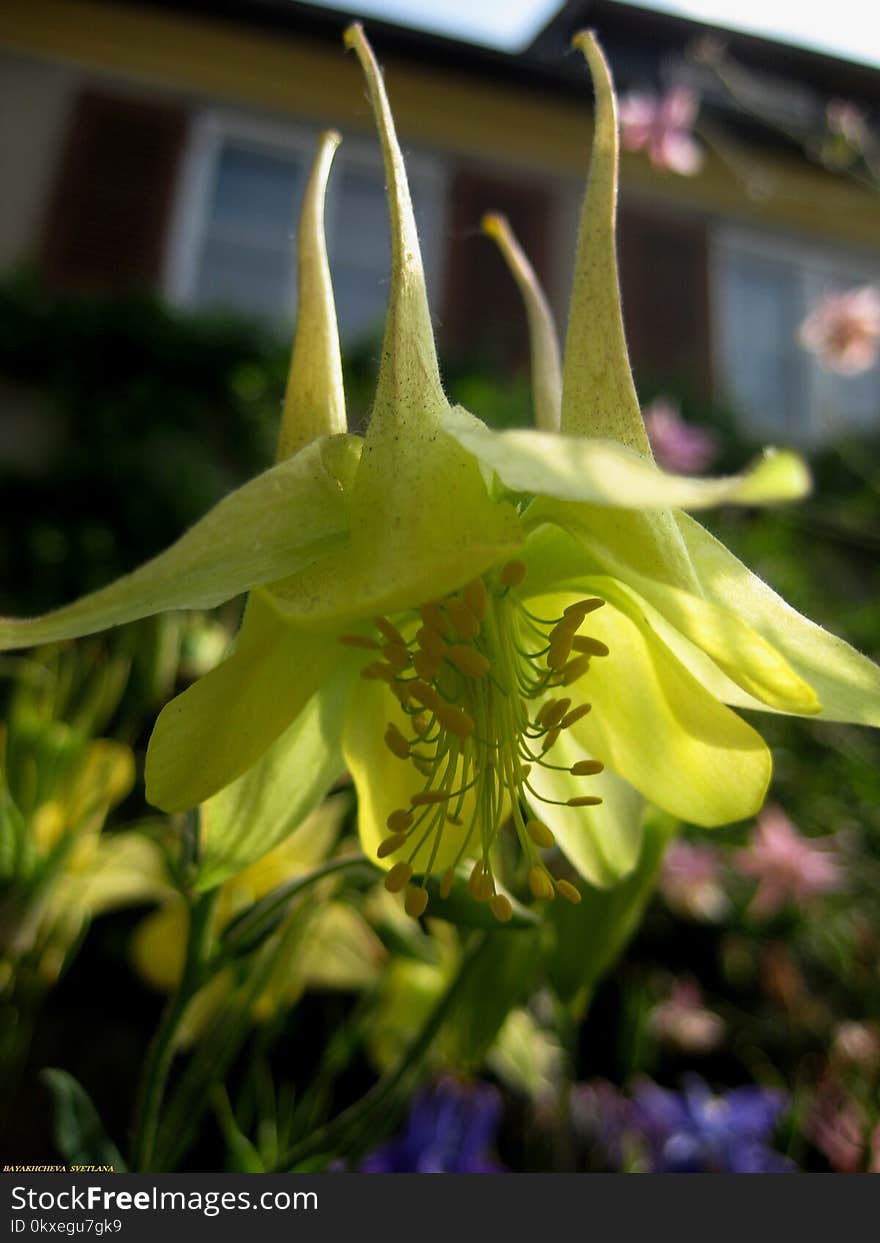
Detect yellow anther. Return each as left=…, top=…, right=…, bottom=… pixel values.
left=571, top=759, right=604, bottom=776
left=384, top=861, right=413, bottom=893
left=564, top=598, right=604, bottom=626
left=561, top=703, right=592, bottom=728
left=387, top=808, right=414, bottom=833
left=555, top=878, right=582, bottom=904
left=411, top=789, right=450, bottom=806
left=382, top=642, right=410, bottom=670
left=547, top=630, right=574, bottom=671
left=419, top=601, right=447, bottom=633
left=339, top=634, right=380, bottom=650
left=436, top=703, right=475, bottom=738
left=446, top=597, right=481, bottom=641
left=410, top=681, right=441, bottom=711
left=405, top=885, right=429, bottom=918
left=572, top=635, right=610, bottom=657
left=361, top=661, right=398, bottom=683
left=527, top=865, right=556, bottom=900
left=462, top=578, right=487, bottom=620
left=384, top=724, right=411, bottom=759
left=377, top=832, right=409, bottom=858
left=468, top=861, right=493, bottom=901
left=526, top=819, right=556, bottom=848
left=391, top=681, right=412, bottom=707
left=375, top=616, right=406, bottom=647
left=519, top=763, right=532, bottom=781
left=447, top=645, right=490, bottom=678
left=412, top=712, right=431, bottom=737
left=539, top=697, right=572, bottom=729
left=416, top=626, right=446, bottom=661
left=499, top=559, right=527, bottom=588
left=567, top=795, right=603, bottom=807
left=541, top=726, right=561, bottom=753
left=561, top=656, right=592, bottom=685
left=536, top=698, right=558, bottom=728
left=439, top=868, right=456, bottom=899
left=413, top=649, right=442, bottom=681
left=490, top=894, right=513, bottom=923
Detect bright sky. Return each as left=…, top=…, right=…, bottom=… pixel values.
left=308, top=0, right=880, bottom=68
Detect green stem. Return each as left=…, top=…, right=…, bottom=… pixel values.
left=270, top=933, right=490, bottom=1171
left=129, top=888, right=219, bottom=1171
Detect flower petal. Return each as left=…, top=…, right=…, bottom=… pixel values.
left=277, top=130, right=347, bottom=459
left=196, top=674, right=351, bottom=890
left=0, top=435, right=361, bottom=652
left=145, top=593, right=344, bottom=812
left=679, top=513, right=880, bottom=726
left=563, top=34, right=649, bottom=453
left=342, top=673, right=480, bottom=875
left=482, top=213, right=562, bottom=432
left=532, top=590, right=773, bottom=825
left=520, top=525, right=819, bottom=715
left=293, top=26, right=522, bottom=627
left=525, top=726, right=645, bottom=886
left=442, top=407, right=810, bottom=509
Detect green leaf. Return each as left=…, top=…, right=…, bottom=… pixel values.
left=41, top=1069, right=125, bottom=1170
left=0, top=435, right=361, bottom=652
left=441, top=929, right=545, bottom=1070
left=219, top=856, right=373, bottom=955
left=442, top=406, right=810, bottom=510
left=547, top=813, right=676, bottom=1011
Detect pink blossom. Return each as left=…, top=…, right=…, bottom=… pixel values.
left=649, top=979, right=725, bottom=1054
left=643, top=398, right=719, bottom=473
left=826, top=100, right=869, bottom=148
left=798, top=286, right=880, bottom=375
left=832, top=1021, right=880, bottom=1071
left=734, top=805, right=842, bottom=918
left=807, top=1077, right=868, bottom=1173
left=619, top=86, right=703, bottom=175
left=660, top=841, right=729, bottom=921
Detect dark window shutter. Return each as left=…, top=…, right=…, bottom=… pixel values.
left=442, top=168, right=553, bottom=370
left=41, top=89, right=187, bottom=292
left=618, top=204, right=711, bottom=397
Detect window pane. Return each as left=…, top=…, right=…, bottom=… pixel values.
left=717, top=248, right=806, bottom=436
left=190, top=140, right=303, bottom=323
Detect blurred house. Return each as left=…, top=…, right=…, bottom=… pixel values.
left=1, top=0, right=879, bottom=444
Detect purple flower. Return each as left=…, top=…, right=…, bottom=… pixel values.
left=619, top=87, right=704, bottom=175
left=643, top=399, right=719, bottom=474
left=631, top=1077, right=793, bottom=1172
left=585, top=1076, right=793, bottom=1173
left=359, top=1079, right=504, bottom=1173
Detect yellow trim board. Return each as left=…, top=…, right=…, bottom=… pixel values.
left=2, top=0, right=879, bottom=247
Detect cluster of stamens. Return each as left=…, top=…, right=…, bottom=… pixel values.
left=340, top=560, right=609, bottom=921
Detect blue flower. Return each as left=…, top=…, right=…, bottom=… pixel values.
left=630, top=1076, right=794, bottom=1173
left=360, top=1079, right=504, bottom=1173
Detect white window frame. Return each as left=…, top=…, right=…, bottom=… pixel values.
left=164, top=108, right=449, bottom=334
left=711, top=223, right=880, bottom=444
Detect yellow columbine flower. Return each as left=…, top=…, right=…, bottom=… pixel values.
left=1, top=29, right=878, bottom=918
